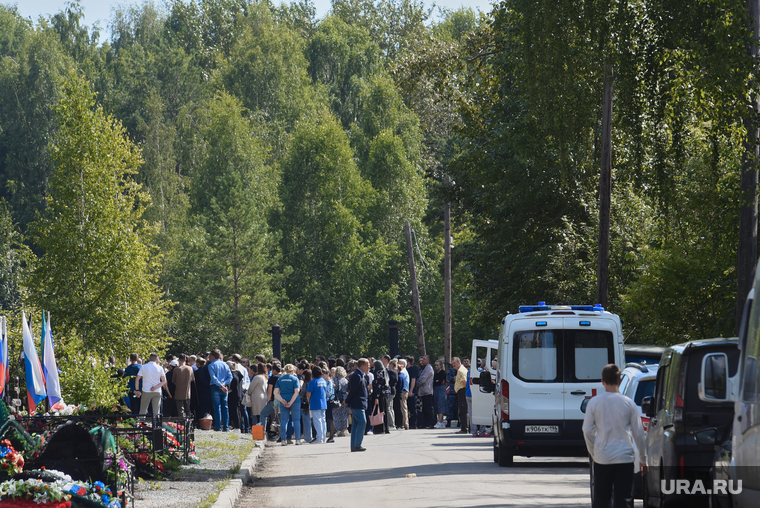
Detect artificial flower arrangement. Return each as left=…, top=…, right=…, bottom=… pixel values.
left=0, top=439, right=24, bottom=477
left=0, top=474, right=72, bottom=508
left=103, top=452, right=131, bottom=493
left=0, top=470, right=122, bottom=508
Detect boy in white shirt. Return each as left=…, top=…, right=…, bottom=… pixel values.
left=582, top=363, right=648, bottom=508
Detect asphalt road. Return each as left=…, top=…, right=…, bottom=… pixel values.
left=235, top=426, right=645, bottom=508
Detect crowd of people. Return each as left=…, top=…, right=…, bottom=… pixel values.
left=120, top=350, right=493, bottom=451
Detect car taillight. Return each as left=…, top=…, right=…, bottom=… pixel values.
left=641, top=416, right=650, bottom=432
left=500, top=379, right=509, bottom=421
left=680, top=455, right=685, bottom=478
left=674, top=394, right=684, bottom=425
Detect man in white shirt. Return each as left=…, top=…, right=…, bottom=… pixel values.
left=135, top=353, right=168, bottom=416
left=582, top=364, right=648, bottom=508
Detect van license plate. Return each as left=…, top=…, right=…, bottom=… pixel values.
left=524, top=425, right=559, bottom=434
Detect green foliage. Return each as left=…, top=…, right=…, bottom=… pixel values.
left=449, top=0, right=754, bottom=346
left=0, top=12, right=73, bottom=231
left=277, top=111, right=388, bottom=356
left=27, top=73, right=170, bottom=360
left=0, top=0, right=752, bottom=367
left=0, top=201, right=32, bottom=311
left=56, top=338, right=127, bottom=409
left=169, top=93, right=293, bottom=356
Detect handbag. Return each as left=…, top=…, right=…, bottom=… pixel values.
left=242, top=392, right=252, bottom=407
left=327, top=379, right=341, bottom=409
left=369, top=404, right=384, bottom=427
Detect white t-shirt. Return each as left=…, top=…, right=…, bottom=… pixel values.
left=582, top=390, right=647, bottom=465
left=138, top=361, right=164, bottom=392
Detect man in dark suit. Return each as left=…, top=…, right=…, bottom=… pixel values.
left=345, top=358, right=369, bottom=452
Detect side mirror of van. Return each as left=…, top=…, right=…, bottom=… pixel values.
left=641, top=396, right=654, bottom=418
left=699, top=352, right=729, bottom=402
left=479, top=371, right=494, bottom=393
left=580, top=398, right=590, bottom=414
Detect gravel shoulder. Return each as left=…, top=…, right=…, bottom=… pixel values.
left=133, top=429, right=256, bottom=508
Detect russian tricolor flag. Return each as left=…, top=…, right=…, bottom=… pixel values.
left=42, top=312, right=64, bottom=410
left=0, top=316, right=7, bottom=397
left=22, top=311, right=47, bottom=413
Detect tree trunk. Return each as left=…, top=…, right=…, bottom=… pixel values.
left=444, top=204, right=452, bottom=368
left=738, top=0, right=760, bottom=334
left=597, top=63, right=613, bottom=308
left=404, top=222, right=425, bottom=357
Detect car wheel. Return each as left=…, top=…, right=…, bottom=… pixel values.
left=492, top=433, right=499, bottom=463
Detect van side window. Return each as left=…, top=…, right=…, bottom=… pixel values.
left=513, top=330, right=560, bottom=382
left=566, top=330, right=614, bottom=382
left=743, top=297, right=760, bottom=403
left=655, top=366, right=668, bottom=412
left=663, top=355, right=681, bottom=413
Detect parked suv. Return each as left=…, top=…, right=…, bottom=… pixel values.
left=620, top=362, right=659, bottom=433
left=641, top=338, right=739, bottom=508
left=489, top=303, right=626, bottom=467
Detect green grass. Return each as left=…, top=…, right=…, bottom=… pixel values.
left=188, top=432, right=256, bottom=507
left=194, top=433, right=255, bottom=465
left=196, top=481, right=228, bottom=508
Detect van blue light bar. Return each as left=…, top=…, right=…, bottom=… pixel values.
left=536, top=321, right=547, bottom=326
left=571, top=304, right=605, bottom=312
left=519, top=305, right=551, bottom=313
left=579, top=321, right=591, bottom=326
left=519, top=303, right=605, bottom=313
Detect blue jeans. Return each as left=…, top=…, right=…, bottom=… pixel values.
left=240, top=403, right=250, bottom=431
left=280, top=404, right=301, bottom=440
left=350, top=408, right=366, bottom=450
left=211, top=386, right=229, bottom=431
left=258, top=401, right=275, bottom=428
left=302, top=410, right=312, bottom=441
left=312, top=409, right=326, bottom=442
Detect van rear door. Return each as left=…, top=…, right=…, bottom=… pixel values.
left=470, top=339, right=498, bottom=426
left=509, top=317, right=565, bottom=425
left=562, top=318, right=617, bottom=436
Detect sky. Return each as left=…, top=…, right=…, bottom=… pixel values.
left=11, top=0, right=494, bottom=41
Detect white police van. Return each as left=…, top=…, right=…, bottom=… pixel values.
left=488, top=302, right=626, bottom=466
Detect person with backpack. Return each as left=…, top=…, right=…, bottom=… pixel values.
left=370, top=360, right=390, bottom=434
left=332, top=367, right=350, bottom=437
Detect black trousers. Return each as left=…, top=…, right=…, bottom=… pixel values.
left=421, top=394, right=435, bottom=428
left=456, top=389, right=468, bottom=432
left=408, top=394, right=418, bottom=428
left=593, top=462, right=634, bottom=508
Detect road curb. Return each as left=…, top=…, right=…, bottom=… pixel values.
left=210, top=439, right=265, bottom=508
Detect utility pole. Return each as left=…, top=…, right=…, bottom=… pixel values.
left=404, top=222, right=426, bottom=357
left=738, top=0, right=760, bottom=333
left=444, top=204, right=452, bottom=368
left=597, top=62, right=613, bottom=308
